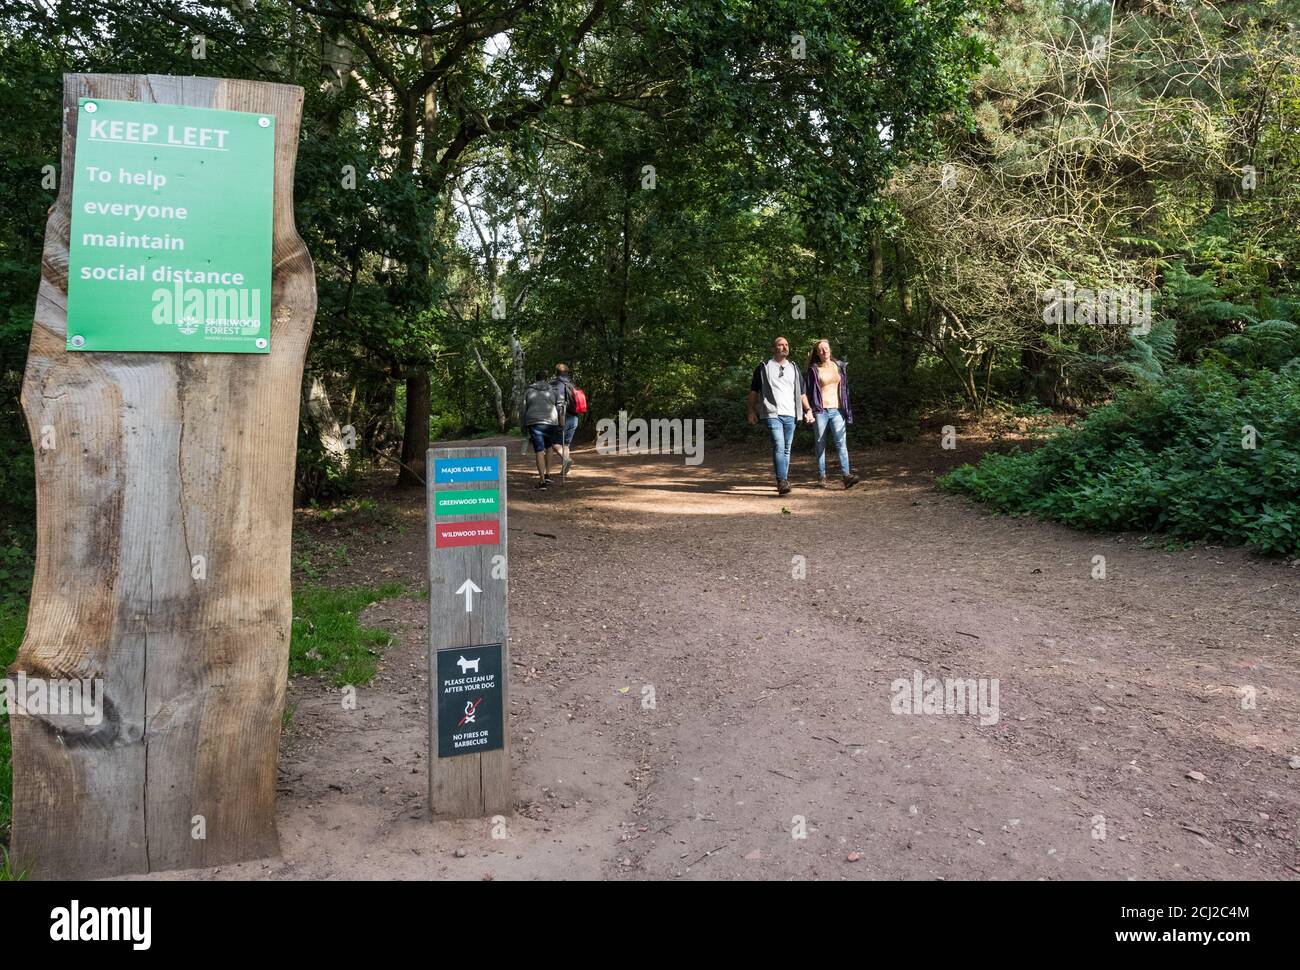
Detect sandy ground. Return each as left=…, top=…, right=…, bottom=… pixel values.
left=145, top=432, right=1300, bottom=881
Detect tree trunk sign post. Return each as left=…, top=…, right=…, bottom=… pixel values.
left=11, top=74, right=315, bottom=878
left=427, top=446, right=511, bottom=819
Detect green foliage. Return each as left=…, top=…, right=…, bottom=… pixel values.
left=0, top=0, right=1297, bottom=558
left=1110, top=320, right=1179, bottom=386
left=942, top=363, right=1300, bottom=555
left=294, top=442, right=361, bottom=506
left=289, top=583, right=405, bottom=687
left=0, top=846, right=27, bottom=880
left=0, top=528, right=33, bottom=611
left=0, top=30, right=53, bottom=607
left=314, top=496, right=380, bottom=523
left=1160, top=262, right=1266, bottom=358
left=0, top=600, right=25, bottom=848
left=1216, top=321, right=1300, bottom=375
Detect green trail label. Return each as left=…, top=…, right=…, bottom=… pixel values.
left=66, top=98, right=275, bottom=353
left=434, top=489, right=500, bottom=517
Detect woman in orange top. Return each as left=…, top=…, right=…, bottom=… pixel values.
left=804, top=339, right=859, bottom=489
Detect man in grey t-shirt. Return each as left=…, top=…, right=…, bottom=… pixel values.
left=521, top=370, right=564, bottom=488
left=747, top=336, right=813, bottom=495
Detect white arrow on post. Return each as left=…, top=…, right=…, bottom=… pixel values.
left=455, top=578, right=482, bottom=613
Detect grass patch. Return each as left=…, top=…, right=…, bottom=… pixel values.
left=0, top=601, right=26, bottom=851
left=312, top=496, right=384, bottom=523
left=290, top=582, right=405, bottom=687
left=0, top=846, right=28, bottom=881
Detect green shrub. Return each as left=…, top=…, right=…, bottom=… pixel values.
left=941, top=364, right=1300, bottom=555
left=0, top=529, right=33, bottom=612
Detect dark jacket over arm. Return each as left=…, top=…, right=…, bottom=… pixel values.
left=805, top=360, right=853, bottom=424
left=750, top=362, right=807, bottom=419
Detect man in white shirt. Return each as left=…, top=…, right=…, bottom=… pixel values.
left=746, top=336, right=813, bottom=495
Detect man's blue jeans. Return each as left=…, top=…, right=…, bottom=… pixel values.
left=765, top=415, right=796, bottom=482
left=815, top=408, right=851, bottom=477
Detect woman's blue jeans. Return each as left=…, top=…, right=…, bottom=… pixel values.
left=815, top=408, right=850, bottom=477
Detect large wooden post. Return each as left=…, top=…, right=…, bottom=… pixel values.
left=10, top=74, right=315, bottom=878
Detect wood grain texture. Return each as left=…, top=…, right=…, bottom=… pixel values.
left=427, top=447, right=511, bottom=818
left=10, top=74, right=315, bottom=878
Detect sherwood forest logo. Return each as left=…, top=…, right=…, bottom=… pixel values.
left=151, top=279, right=263, bottom=336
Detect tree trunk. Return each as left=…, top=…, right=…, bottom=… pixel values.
left=1019, top=335, right=1064, bottom=408
left=895, top=241, right=918, bottom=371
left=420, top=37, right=438, bottom=168
left=389, top=80, right=429, bottom=485
left=12, top=74, right=315, bottom=878
left=510, top=326, right=527, bottom=427
left=398, top=367, right=430, bottom=486
left=361, top=364, right=398, bottom=453
left=303, top=371, right=350, bottom=466
left=471, top=341, right=507, bottom=431
left=869, top=228, right=884, bottom=356
left=613, top=182, right=633, bottom=412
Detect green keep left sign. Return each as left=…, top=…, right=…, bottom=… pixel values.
left=66, top=98, right=275, bottom=353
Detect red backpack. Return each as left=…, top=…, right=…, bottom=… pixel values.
left=571, top=387, right=588, bottom=414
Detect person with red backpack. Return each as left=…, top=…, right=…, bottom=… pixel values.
left=550, top=363, right=587, bottom=478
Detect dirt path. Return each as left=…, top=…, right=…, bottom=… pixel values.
left=148, top=434, right=1300, bottom=881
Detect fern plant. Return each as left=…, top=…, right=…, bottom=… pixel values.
left=1216, top=320, right=1300, bottom=373
left=1111, top=320, right=1178, bottom=385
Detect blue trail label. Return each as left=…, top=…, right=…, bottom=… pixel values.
left=434, top=456, right=500, bottom=484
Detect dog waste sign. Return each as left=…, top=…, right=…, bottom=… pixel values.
left=65, top=98, right=275, bottom=353
left=435, top=644, right=504, bottom=757
left=427, top=445, right=510, bottom=817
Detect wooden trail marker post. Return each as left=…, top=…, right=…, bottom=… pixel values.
left=12, top=74, right=315, bottom=878
left=427, top=446, right=511, bottom=818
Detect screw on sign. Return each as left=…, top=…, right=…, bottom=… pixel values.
left=426, top=446, right=511, bottom=817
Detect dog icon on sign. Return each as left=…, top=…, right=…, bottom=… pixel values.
left=456, top=655, right=480, bottom=675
